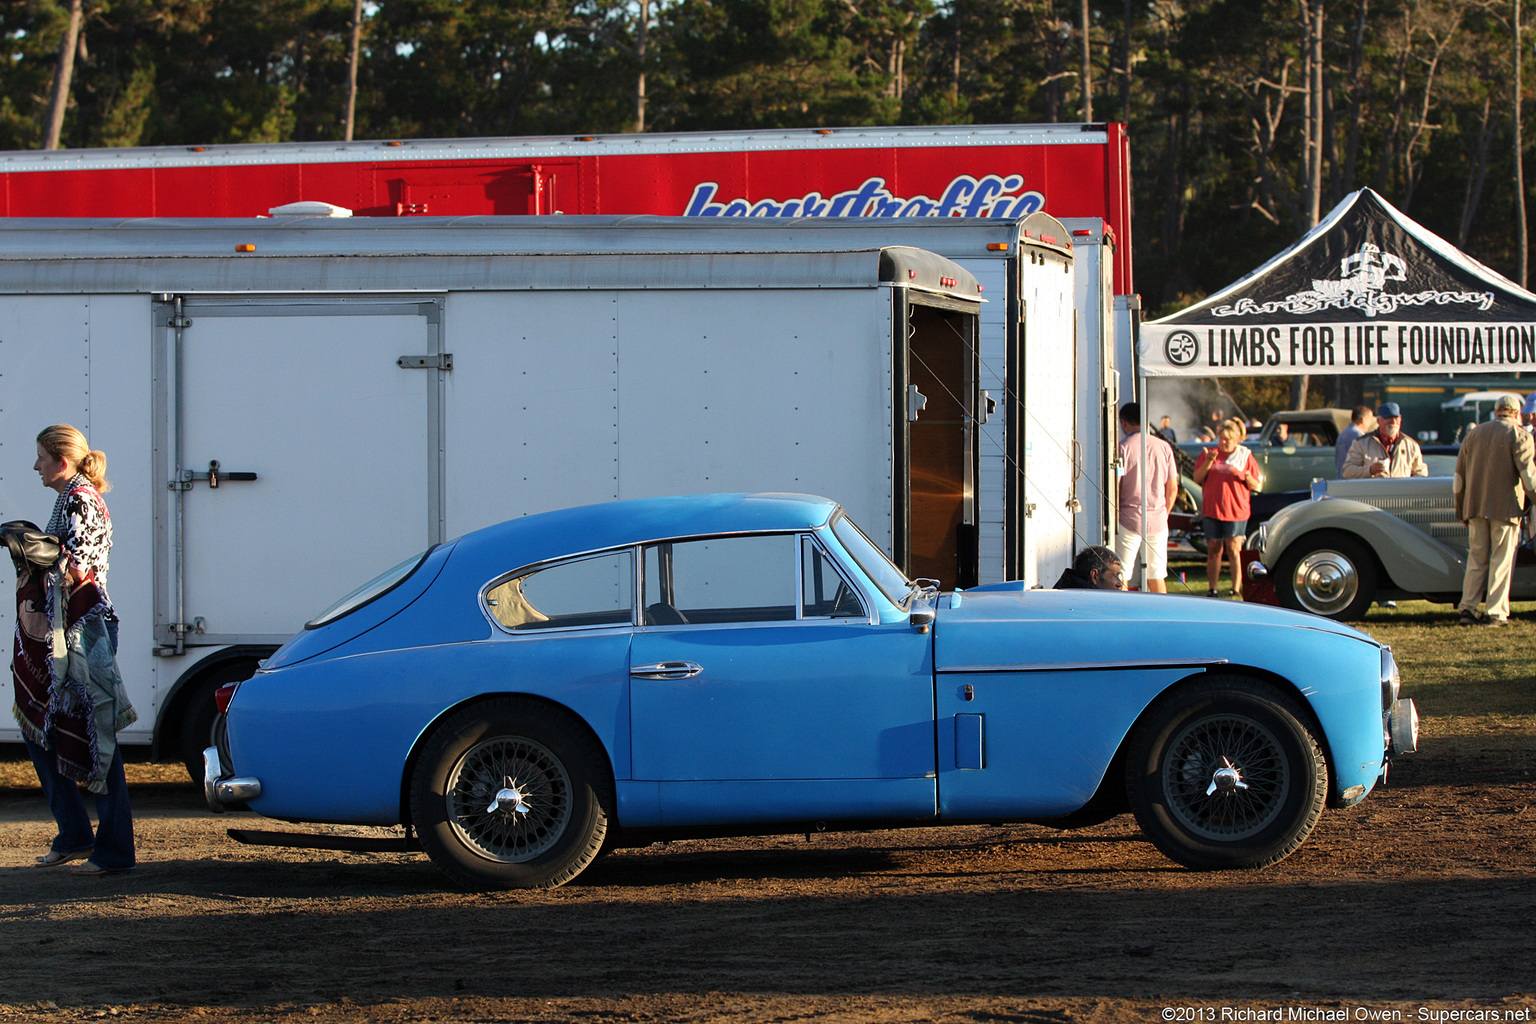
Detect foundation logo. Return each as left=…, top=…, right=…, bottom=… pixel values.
left=1210, top=243, right=1495, bottom=319
left=1164, top=330, right=1200, bottom=367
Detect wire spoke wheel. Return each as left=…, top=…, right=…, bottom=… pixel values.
left=447, top=736, right=572, bottom=863
left=1126, top=676, right=1327, bottom=870
left=1162, top=714, right=1290, bottom=841
left=411, top=698, right=611, bottom=889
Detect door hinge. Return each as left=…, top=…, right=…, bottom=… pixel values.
left=397, top=354, right=453, bottom=371
left=168, top=314, right=193, bottom=329
left=1024, top=502, right=1037, bottom=518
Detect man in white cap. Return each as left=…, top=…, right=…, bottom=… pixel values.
left=1454, top=393, right=1536, bottom=626
left=1342, top=402, right=1428, bottom=478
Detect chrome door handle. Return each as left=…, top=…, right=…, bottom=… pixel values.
left=630, top=661, right=703, bottom=680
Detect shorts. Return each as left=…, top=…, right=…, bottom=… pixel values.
left=1115, top=524, right=1169, bottom=579
left=1203, top=517, right=1248, bottom=541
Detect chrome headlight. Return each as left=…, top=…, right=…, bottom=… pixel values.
left=1380, top=646, right=1401, bottom=708
left=1245, top=523, right=1268, bottom=551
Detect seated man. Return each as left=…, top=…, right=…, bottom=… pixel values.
left=1053, top=545, right=1126, bottom=590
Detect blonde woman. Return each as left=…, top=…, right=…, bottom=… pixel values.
left=1193, top=418, right=1262, bottom=598
left=13, top=425, right=137, bottom=874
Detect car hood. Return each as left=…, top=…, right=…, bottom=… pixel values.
left=936, top=585, right=1377, bottom=669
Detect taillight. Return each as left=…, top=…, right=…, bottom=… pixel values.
left=214, top=681, right=240, bottom=714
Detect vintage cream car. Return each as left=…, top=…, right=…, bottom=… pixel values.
left=1247, top=477, right=1536, bottom=620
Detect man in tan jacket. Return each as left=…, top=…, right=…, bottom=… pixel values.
left=1342, top=402, right=1428, bottom=478
left=1454, top=394, right=1536, bottom=626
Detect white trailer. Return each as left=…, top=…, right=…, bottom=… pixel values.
left=0, top=216, right=1020, bottom=774
left=447, top=213, right=1097, bottom=571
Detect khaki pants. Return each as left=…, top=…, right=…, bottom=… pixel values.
left=1459, top=517, right=1521, bottom=622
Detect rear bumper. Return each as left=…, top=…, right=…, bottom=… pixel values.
left=203, top=745, right=262, bottom=812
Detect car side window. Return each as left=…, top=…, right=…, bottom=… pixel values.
left=485, top=550, right=634, bottom=631
left=643, top=534, right=796, bottom=625
left=802, top=536, right=866, bottom=618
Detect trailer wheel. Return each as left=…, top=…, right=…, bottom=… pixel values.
left=410, top=698, right=612, bottom=890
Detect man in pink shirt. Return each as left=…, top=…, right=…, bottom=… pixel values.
left=1115, top=402, right=1179, bottom=593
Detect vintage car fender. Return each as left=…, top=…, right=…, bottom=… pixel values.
left=937, top=587, right=1390, bottom=811
left=1261, top=491, right=1464, bottom=593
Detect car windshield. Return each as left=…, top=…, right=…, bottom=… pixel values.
left=306, top=549, right=431, bottom=629
left=830, top=512, right=912, bottom=606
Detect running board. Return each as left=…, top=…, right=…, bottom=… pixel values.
left=227, top=828, right=420, bottom=853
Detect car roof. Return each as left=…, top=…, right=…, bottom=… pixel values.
left=449, top=492, right=842, bottom=569
left=1268, top=408, right=1352, bottom=431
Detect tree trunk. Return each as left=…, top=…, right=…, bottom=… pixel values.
left=1518, top=0, right=1529, bottom=287
left=1121, top=0, right=1132, bottom=122
left=1458, top=95, right=1493, bottom=248
left=343, top=0, right=363, bottom=141
left=1342, top=0, right=1369, bottom=190
left=635, top=0, right=649, bottom=132
left=951, top=2, right=961, bottom=108
left=42, top=0, right=85, bottom=150
left=1080, top=0, right=1093, bottom=121
left=1305, top=0, right=1324, bottom=226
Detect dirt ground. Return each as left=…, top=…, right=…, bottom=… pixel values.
left=2, top=732, right=1533, bottom=1024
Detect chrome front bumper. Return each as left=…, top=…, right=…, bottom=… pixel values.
left=1387, top=698, right=1419, bottom=756
left=203, top=745, right=263, bottom=812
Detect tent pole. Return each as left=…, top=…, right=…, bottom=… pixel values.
left=1139, top=384, right=1149, bottom=592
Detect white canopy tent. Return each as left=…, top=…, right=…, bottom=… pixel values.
left=1124, top=188, right=1536, bottom=588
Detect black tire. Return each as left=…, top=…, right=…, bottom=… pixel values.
left=1273, top=531, right=1377, bottom=621
left=176, top=660, right=262, bottom=783
left=1124, top=676, right=1328, bottom=870
left=410, top=698, right=612, bottom=890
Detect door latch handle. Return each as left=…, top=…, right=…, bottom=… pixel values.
left=169, top=460, right=259, bottom=491
left=630, top=661, right=703, bottom=680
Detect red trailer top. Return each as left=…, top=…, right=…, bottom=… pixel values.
left=0, top=123, right=1132, bottom=290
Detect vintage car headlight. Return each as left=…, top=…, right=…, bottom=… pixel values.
left=1246, top=523, right=1268, bottom=551
left=1380, top=647, right=1401, bottom=708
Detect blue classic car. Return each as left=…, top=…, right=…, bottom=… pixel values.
left=206, top=493, right=1417, bottom=889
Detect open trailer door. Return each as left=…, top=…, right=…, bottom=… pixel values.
left=887, top=249, right=984, bottom=591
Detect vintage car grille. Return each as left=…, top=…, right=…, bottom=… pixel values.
left=1366, top=496, right=1466, bottom=550
left=1324, top=479, right=1468, bottom=553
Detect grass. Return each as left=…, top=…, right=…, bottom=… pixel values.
left=1166, top=551, right=1536, bottom=734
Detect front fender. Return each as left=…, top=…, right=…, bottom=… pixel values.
left=1263, top=499, right=1464, bottom=592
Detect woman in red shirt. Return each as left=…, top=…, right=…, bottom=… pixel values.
left=1193, top=418, right=1262, bottom=597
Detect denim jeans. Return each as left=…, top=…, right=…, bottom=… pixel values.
left=24, top=733, right=136, bottom=870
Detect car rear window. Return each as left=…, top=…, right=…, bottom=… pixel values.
left=306, top=549, right=431, bottom=629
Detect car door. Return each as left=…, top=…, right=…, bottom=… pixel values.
left=628, top=532, right=936, bottom=827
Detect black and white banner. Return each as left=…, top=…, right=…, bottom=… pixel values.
left=1140, top=189, right=1536, bottom=376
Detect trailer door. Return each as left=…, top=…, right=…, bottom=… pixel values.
left=153, top=296, right=444, bottom=651
left=896, top=293, right=981, bottom=591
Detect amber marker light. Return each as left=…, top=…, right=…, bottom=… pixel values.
left=986, top=243, right=1009, bottom=251
left=236, top=244, right=256, bottom=252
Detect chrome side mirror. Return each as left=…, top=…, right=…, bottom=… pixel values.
left=910, top=603, right=936, bottom=633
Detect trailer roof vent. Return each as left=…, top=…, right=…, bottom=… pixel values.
left=268, top=201, right=354, bottom=218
